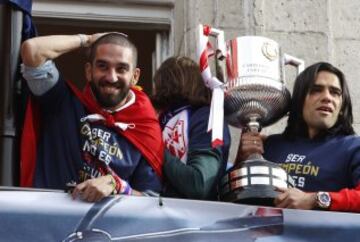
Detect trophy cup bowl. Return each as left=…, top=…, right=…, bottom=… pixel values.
left=224, top=77, right=290, bottom=128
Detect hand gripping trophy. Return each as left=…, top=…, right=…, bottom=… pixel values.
left=197, top=25, right=304, bottom=205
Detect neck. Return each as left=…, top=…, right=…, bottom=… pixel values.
left=308, top=128, right=318, bottom=139
left=107, top=92, right=132, bottom=112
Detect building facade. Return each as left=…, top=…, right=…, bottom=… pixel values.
left=1, top=0, right=360, bottom=184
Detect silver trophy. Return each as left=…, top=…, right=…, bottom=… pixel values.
left=198, top=26, right=304, bottom=205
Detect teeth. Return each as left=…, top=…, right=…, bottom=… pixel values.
left=318, top=107, right=331, bottom=112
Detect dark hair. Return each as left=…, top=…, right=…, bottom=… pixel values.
left=88, top=33, right=137, bottom=67
left=151, top=56, right=211, bottom=110
left=284, top=62, right=354, bottom=139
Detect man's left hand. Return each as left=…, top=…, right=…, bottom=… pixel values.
left=72, top=175, right=114, bottom=202
left=274, top=187, right=317, bottom=210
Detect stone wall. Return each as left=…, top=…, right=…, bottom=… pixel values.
left=173, top=0, right=360, bottom=161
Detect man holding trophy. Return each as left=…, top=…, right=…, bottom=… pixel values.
left=197, top=25, right=360, bottom=212
left=237, top=62, right=360, bottom=212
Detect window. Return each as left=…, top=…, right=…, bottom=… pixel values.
left=32, top=0, right=174, bottom=94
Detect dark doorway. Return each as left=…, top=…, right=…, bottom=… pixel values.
left=33, top=17, right=157, bottom=95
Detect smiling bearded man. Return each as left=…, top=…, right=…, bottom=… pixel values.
left=20, top=32, right=164, bottom=202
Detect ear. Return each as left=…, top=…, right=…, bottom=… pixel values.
left=131, top=68, right=141, bottom=86
left=85, top=62, right=92, bottom=82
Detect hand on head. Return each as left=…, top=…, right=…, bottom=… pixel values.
left=80, top=33, right=110, bottom=48
left=83, top=32, right=129, bottom=48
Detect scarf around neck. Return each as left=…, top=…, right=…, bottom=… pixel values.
left=68, top=82, right=164, bottom=179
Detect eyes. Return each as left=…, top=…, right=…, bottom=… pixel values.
left=309, top=85, right=342, bottom=98
left=95, top=61, right=130, bottom=74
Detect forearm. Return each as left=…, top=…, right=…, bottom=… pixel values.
left=274, top=187, right=317, bottom=210
left=164, top=149, right=222, bottom=199
left=21, top=34, right=89, bottom=67
left=131, top=190, right=143, bottom=196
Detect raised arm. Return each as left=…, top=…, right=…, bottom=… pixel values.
left=20, top=33, right=107, bottom=96
left=20, top=33, right=104, bottom=67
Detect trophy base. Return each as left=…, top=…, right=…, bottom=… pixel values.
left=221, top=185, right=278, bottom=206
left=219, top=159, right=294, bottom=206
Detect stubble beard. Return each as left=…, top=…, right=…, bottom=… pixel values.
left=90, top=80, right=130, bottom=109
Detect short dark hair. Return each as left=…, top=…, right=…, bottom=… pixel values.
left=88, top=33, right=137, bottom=68
left=284, top=62, right=355, bottom=139
left=151, top=56, right=211, bottom=110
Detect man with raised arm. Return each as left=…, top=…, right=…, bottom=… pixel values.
left=20, top=33, right=163, bottom=202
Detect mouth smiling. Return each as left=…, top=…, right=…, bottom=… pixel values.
left=99, top=81, right=123, bottom=94
left=102, top=85, right=118, bottom=91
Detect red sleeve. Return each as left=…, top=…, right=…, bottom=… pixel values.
left=20, top=97, right=39, bottom=187
left=329, top=183, right=360, bottom=212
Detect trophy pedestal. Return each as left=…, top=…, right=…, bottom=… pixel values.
left=220, top=159, right=294, bottom=206
left=221, top=186, right=277, bottom=206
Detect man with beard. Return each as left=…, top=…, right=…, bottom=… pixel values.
left=20, top=33, right=164, bottom=202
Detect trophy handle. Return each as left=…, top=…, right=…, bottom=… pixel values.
left=197, top=24, right=226, bottom=148
left=197, top=24, right=227, bottom=85
left=199, top=25, right=226, bottom=59
left=283, top=53, right=305, bottom=81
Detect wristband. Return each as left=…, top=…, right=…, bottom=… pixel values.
left=78, top=34, right=87, bottom=48
left=106, top=175, right=117, bottom=195
left=110, top=174, right=132, bottom=195
left=119, top=179, right=132, bottom=195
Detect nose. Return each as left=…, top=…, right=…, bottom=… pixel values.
left=320, top=88, right=332, bottom=102
left=106, top=68, right=118, bottom=83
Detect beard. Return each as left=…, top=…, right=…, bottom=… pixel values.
left=90, top=79, right=130, bottom=109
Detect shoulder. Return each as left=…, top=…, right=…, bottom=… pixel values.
left=188, top=106, right=221, bottom=135
left=190, top=106, right=210, bottom=120
left=132, top=87, right=152, bottom=105
left=263, top=133, right=289, bottom=151
left=265, top=133, right=285, bottom=144
left=190, top=105, right=230, bottom=134
left=338, top=134, right=360, bottom=142
left=330, top=135, right=360, bottom=148
left=37, top=75, right=73, bottom=108
left=185, top=106, right=209, bottom=130
left=186, top=106, right=210, bottom=133
left=130, top=88, right=158, bottom=118
left=189, top=105, right=231, bottom=149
